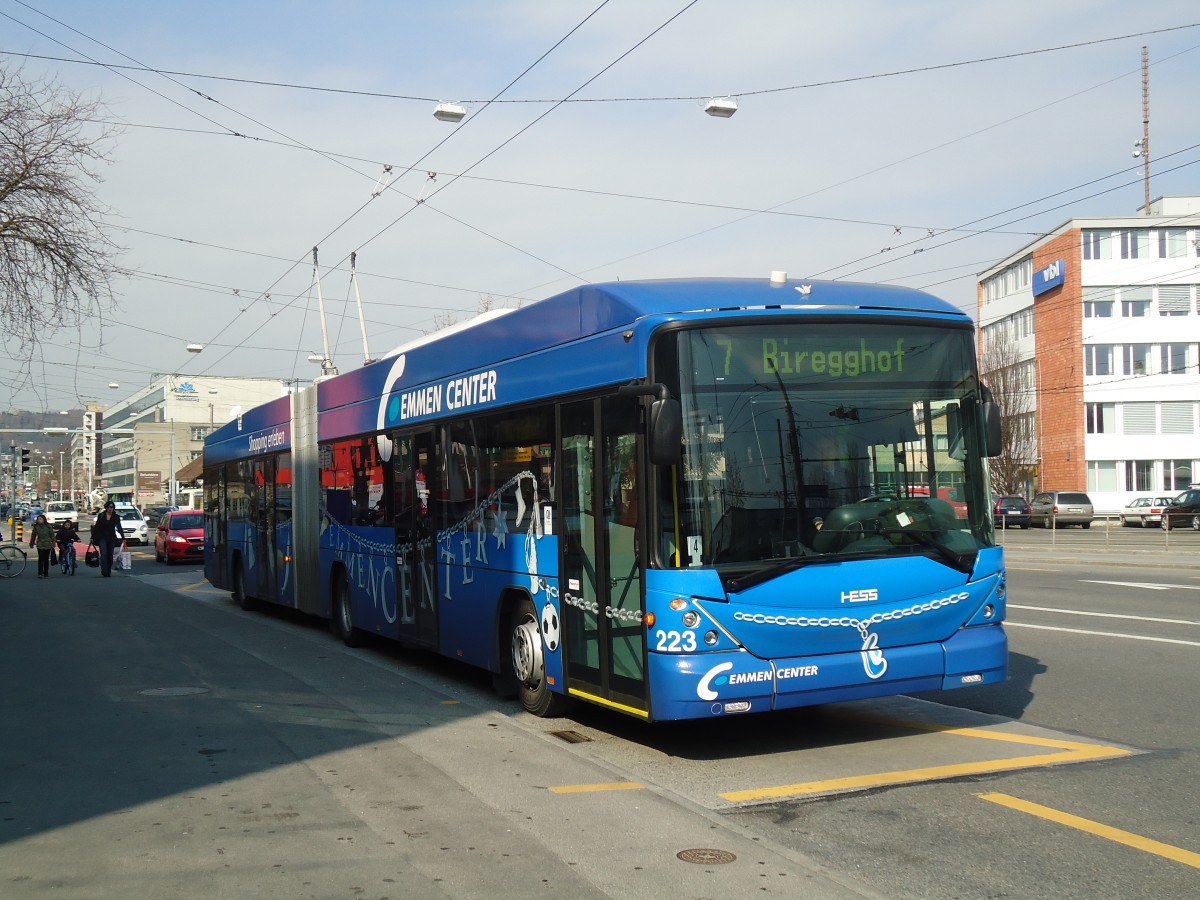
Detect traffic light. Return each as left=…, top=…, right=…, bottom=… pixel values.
left=19, top=448, right=30, bottom=472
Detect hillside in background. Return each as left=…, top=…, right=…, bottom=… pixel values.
left=0, top=409, right=84, bottom=456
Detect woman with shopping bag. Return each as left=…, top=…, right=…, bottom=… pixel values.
left=90, top=501, right=124, bottom=577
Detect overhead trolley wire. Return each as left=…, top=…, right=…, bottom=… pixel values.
left=3, top=21, right=1196, bottom=103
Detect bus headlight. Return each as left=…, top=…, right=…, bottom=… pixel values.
left=704, top=630, right=719, bottom=646
left=983, top=604, right=995, bottom=619
left=682, top=611, right=700, bottom=628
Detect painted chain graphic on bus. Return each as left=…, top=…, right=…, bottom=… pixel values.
left=319, top=470, right=548, bottom=627
left=696, top=590, right=973, bottom=701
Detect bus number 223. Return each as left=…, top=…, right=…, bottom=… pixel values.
left=655, top=630, right=697, bottom=652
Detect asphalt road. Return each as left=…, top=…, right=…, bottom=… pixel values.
left=0, top=537, right=1196, bottom=898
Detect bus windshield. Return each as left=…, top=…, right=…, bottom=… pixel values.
left=659, top=321, right=994, bottom=578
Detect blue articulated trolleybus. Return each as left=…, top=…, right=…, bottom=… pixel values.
left=204, top=276, right=1007, bottom=722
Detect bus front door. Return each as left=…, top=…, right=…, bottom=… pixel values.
left=395, top=430, right=438, bottom=648
left=560, top=398, right=648, bottom=716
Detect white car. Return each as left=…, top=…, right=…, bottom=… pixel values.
left=1119, top=495, right=1174, bottom=527
left=43, top=501, right=79, bottom=526
left=112, top=503, right=149, bottom=545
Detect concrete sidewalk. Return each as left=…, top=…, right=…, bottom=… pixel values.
left=0, top=567, right=877, bottom=900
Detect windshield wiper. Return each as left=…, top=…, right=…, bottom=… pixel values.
left=874, top=524, right=973, bottom=574
left=724, top=552, right=828, bottom=593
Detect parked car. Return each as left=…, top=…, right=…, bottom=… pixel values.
left=1161, top=489, right=1200, bottom=530
left=112, top=503, right=149, bottom=545
left=1030, top=491, right=1094, bottom=528
left=1120, top=495, right=1175, bottom=527
left=154, top=510, right=204, bottom=564
left=993, top=495, right=1031, bottom=529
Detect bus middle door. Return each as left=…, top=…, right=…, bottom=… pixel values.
left=394, top=430, right=438, bottom=648
left=254, top=457, right=277, bottom=603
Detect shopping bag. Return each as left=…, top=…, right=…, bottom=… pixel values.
left=50, top=547, right=58, bottom=566
left=85, top=543, right=100, bottom=567
left=117, top=542, right=132, bottom=571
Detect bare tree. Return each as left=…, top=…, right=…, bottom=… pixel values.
left=0, top=65, right=121, bottom=358
left=428, top=294, right=500, bottom=334
left=981, top=329, right=1037, bottom=495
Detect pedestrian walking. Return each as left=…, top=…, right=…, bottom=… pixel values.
left=90, top=501, right=125, bottom=578
left=29, top=513, right=56, bottom=578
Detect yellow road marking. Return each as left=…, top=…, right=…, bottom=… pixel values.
left=176, top=581, right=214, bottom=593
left=550, top=782, right=644, bottom=794
left=720, top=718, right=1131, bottom=803
left=979, top=792, right=1200, bottom=869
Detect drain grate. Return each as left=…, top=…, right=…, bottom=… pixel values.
left=548, top=729, right=593, bottom=744
left=677, top=848, right=737, bottom=865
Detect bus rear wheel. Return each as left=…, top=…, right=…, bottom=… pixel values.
left=332, top=574, right=364, bottom=647
left=232, top=559, right=256, bottom=611
left=509, top=596, right=567, bottom=717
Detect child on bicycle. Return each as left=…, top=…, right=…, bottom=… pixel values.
left=55, top=519, right=81, bottom=576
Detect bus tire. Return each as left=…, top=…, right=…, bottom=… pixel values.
left=232, top=558, right=256, bottom=611
left=508, top=595, right=567, bottom=717
left=332, top=573, right=364, bottom=648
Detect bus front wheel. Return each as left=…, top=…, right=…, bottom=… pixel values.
left=508, top=596, right=567, bottom=717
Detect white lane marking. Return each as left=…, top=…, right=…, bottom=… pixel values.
left=1009, top=604, right=1199, bottom=626
left=1006, top=622, right=1200, bottom=648
left=1080, top=580, right=1200, bottom=591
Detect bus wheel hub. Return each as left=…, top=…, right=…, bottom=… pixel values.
left=512, top=618, right=543, bottom=685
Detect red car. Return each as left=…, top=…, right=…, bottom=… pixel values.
left=154, top=510, right=205, bottom=565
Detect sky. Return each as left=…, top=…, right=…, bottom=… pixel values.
left=2, top=0, right=1198, bottom=414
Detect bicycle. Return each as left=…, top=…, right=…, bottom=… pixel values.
left=0, top=542, right=28, bottom=578
left=59, top=542, right=77, bottom=576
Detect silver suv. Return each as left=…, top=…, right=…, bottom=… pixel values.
left=1030, top=490, right=1094, bottom=529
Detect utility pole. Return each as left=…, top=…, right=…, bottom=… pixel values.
left=1133, top=46, right=1151, bottom=213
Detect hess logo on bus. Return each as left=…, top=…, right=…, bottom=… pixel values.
left=841, top=588, right=878, bottom=604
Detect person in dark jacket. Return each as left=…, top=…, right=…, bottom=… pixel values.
left=29, top=514, right=57, bottom=578
left=90, top=501, right=125, bottom=577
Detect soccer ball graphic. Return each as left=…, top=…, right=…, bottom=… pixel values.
left=540, top=603, right=560, bottom=652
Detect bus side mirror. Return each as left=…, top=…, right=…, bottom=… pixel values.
left=619, top=380, right=683, bottom=466
left=983, top=399, right=1002, bottom=457
left=648, top=396, right=682, bottom=466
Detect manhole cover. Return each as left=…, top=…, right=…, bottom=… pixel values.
left=139, top=687, right=210, bottom=697
left=677, top=848, right=736, bottom=865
